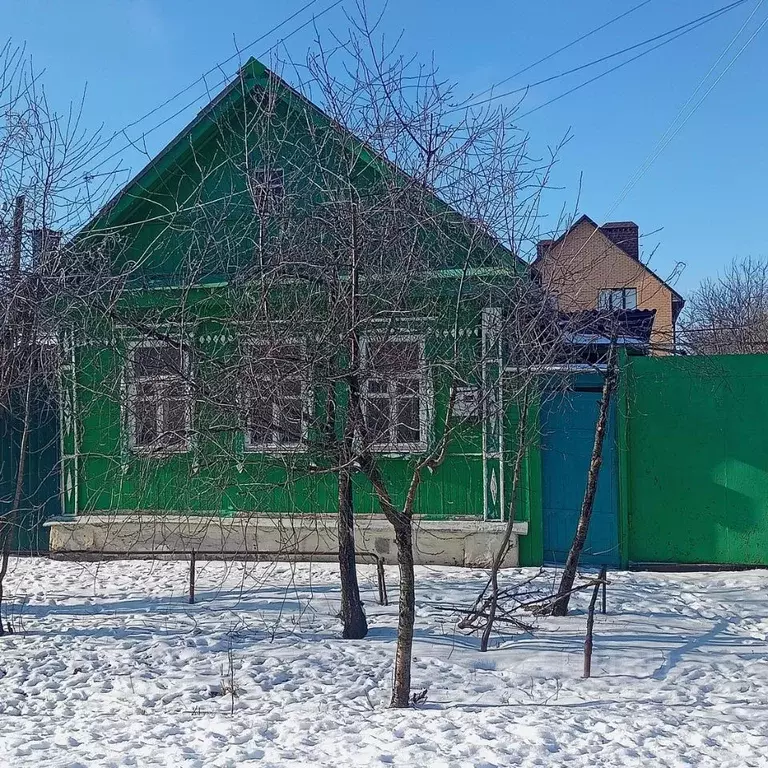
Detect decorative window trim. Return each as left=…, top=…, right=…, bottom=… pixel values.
left=241, top=337, right=311, bottom=454
left=361, top=334, right=431, bottom=454
left=124, top=338, right=192, bottom=456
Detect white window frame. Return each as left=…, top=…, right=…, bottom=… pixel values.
left=125, top=339, right=192, bottom=456
left=361, top=335, right=430, bottom=454
left=242, top=338, right=311, bottom=454
left=598, top=287, right=638, bottom=310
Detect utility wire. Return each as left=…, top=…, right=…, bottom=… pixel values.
left=90, top=0, right=345, bottom=171
left=558, top=0, right=767, bottom=298
left=609, top=0, right=767, bottom=213
left=460, top=0, right=749, bottom=114
left=467, top=0, right=655, bottom=103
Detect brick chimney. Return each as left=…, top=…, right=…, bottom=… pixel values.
left=536, top=239, right=553, bottom=260
left=600, top=221, right=639, bottom=260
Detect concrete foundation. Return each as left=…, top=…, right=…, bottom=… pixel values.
left=46, top=515, right=528, bottom=568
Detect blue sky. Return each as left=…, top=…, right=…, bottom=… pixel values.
left=3, top=0, right=767, bottom=296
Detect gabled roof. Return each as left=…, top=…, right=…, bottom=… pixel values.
left=82, top=58, right=522, bottom=271
left=536, top=213, right=684, bottom=305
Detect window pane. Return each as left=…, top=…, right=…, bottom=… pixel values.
left=366, top=396, right=390, bottom=444
left=248, top=397, right=274, bottom=444
left=280, top=380, right=302, bottom=398
left=396, top=379, right=419, bottom=397
left=134, top=401, right=157, bottom=446
left=164, top=380, right=187, bottom=399
left=135, top=381, right=158, bottom=398
left=624, top=288, right=638, bottom=309
left=134, top=345, right=183, bottom=377
left=367, top=378, right=388, bottom=394
left=249, top=168, right=284, bottom=210
left=277, top=398, right=303, bottom=443
left=247, top=343, right=304, bottom=380
left=396, top=397, right=420, bottom=444
left=369, top=340, right=419, bottom=373
left=163, top=398, right=187, bottom=439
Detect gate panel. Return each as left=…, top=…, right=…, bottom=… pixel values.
left=541, top=388, right=619, bottom=566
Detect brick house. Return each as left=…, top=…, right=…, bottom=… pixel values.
left=535, top=215, right=684, bottom=353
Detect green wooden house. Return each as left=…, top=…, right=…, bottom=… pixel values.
left=49, top=58, right=536, bottom=565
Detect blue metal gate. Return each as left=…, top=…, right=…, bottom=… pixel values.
left=541, top=385, right=619, bottom=566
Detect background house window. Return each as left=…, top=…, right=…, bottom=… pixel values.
left=598, top=288, right=638, bottom=310
left=248, top=167, right=284, bottom=212
left=243, top=342, right=307, bottom=450
left=363, top=337, right=428, bottom=450
left=129, top=342, right=190, bottom=451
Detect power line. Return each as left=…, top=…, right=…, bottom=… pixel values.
left=90, top=0, right=345, bottom=172
left=554, top=0, right=767, bottom=300
left=460, top=0, right=749, bottom=115
left=466, top=0, right=655, bottom=104
left=609, top=0, right=767, bottom=213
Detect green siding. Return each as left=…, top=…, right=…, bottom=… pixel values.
left=626, top=354, right=768, bottom=565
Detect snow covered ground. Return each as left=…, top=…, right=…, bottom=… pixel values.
left=0, top=558, right=766, bottom=767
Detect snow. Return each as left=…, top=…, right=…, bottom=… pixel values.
left=0, top=558, right=767, bottom=767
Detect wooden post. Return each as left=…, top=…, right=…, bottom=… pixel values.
left=189, top=550, right=196, bottom=604
left=583, top=570, right=604, bottom=679
left=601, top=565, right=607, bottom=615
left=377, top=558, right=388, bottom=606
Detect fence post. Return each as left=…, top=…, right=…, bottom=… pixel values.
left=601, top=564, right=607, bottom=615
left=189, top=550, right=196, bottom=605
left=583, top=567, right=605, bottom=679
left=376, top=558, right=388, bottom=606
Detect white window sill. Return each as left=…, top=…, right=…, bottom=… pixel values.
left=130, top=443, right=191, bottom=457
left=243, top=443, right=308, bottom=455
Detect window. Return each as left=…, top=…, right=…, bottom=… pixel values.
left=243, top=342, right=308, bottom=450
left=248, top=167, right=284, bottom=213
left=363, top=337, right=428, bottom=451
left=128, top=342, right=190, bottom=452
left=598, top=288, right=637, bottom=310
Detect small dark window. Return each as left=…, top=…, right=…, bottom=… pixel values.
left=598, top=288, right=637, bottom=310
left=248, top=168, right=284, bottom=213
left=363, top=338, right=427, bottom=450
left=243, top=342, right=308, bottom=450
left=129, top=343, right=190, bottom=452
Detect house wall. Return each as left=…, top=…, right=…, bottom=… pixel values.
left=537, top=220, right=676, bottom=352
left=63, top=293, right=533, bottom=530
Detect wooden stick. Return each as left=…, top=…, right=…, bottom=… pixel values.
left=189, top=550, right=196, bottom=605
left=601, top=565, right=607, bottom=615
left=377, top=558, right=388, bottom=606
left=583, top=568, right=604, bottom=678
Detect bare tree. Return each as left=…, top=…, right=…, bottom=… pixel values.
left=549, top=337, right=619, bottom=616
left=65, top=4, right=562, bottom=708
left=0, top=40, right=115, bottom=622
left=680, top=256, right=768, bottom=354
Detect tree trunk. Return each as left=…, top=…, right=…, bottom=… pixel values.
left=551, top=347, right=618, bottom=617
left=390, top=517, right=415, bottom=708
left=337, top=465, right=368, bottom=639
